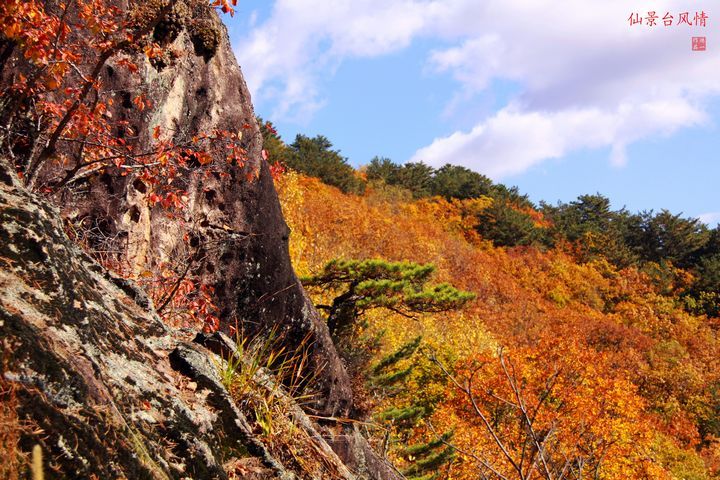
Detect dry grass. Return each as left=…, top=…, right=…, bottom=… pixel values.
left=31, top=445, right=43, bottom=480
left=0, top=380, right=30, bottom=480
left=218, top=330, right=351, bottom=479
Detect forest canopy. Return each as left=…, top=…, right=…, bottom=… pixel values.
left=261, top=120, right=720, bottom=319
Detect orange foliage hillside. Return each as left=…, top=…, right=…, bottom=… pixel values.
left=277, top=172, right=720, bottom=480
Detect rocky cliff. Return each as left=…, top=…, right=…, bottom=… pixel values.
left=0, top=1, right=398, bottom=478
left=0, top=156, right=355, bottom=479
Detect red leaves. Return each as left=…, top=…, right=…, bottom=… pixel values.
left=4, top=0, right=275, bottom=349
left=3, top=0, right=255, bottom=193
left=263, top=121, right=278, bottom=137
left=191, top=284, right=221, bottom=334
left=143, top=43, right=164, bottom=60
left=133, top=94, right=151, bottom=111
left=133, top=127, right=251, bottom=216
left=132, top=95, right=144, bottom=110
left=116, top=57, right=138, bottom=73
left=211, top=0, right=237, bottom=16
left=203, top=315, right=221, bottom=333
left=147, top=193, right=162, bottom=205
left=196, top=151, right=213, bottom=166
left=137, top=265, right=221, bottom=333
left=159, top=191, right=187, bottom=210
left=269, top=161, right=286, bottom=181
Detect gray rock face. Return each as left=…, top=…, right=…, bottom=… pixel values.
left=0, top=159, right=250, bottom=478
left=30, top=0, right=352, bottom=419
left=0, top=158, right=367, bottom=478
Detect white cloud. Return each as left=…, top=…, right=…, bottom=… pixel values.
left=235, top=0, right=720, bottom=174
left=410, top=99, right=706, bottom=178
left=234, top=0, right=438, bottom=120
left=699, top=212, right=720, bottom=227
left=247, top=10, right=258, bottom=28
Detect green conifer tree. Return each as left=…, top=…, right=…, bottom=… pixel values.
left=370, top=337, right=456, bottom=480
left=302, top=259, right=475, bottom=336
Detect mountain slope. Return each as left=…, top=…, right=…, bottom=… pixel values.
left=278, top=172, right=720, bottom=480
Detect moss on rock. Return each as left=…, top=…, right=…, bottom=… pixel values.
left=152, top=1, right=190, bottom=45
left=189, top=18, right=220, bottom=60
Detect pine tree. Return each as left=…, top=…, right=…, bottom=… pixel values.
left=304, top=260, right=470, bottom=478
left=430, top=164, right=493, bottom=200
left=541, top=194, right=639, bottom=266
left=366, top=156, right=401, bottom=183
left=634, top=210, right=708, bottom=268
left=475, top=197, right=544, bottom=247
left=394, top=162, right=435, bottom=198
left=302, top=259, right=475, bottom=336
left=370, top=337, right=457, bottom=480
left=284, top=134, right=366, bottom=194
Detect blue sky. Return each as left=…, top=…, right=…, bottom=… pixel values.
left=225, top=0, right=720, bottom=225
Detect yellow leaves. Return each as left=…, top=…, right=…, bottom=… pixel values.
left=156, top=152, right=169, bottom=166
left=43, top=76, right=61, bottom=90
left=275, top=171, right=310, bottom=276
left=649, top=433, right=707, bottom=480
left=547, top=285, right=570, bottom=307
left=277, top=171, right=720, bottom=480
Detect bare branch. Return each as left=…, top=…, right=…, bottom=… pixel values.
left=25, top=0, right=179, bottom=188
left=499, top=350, right=554, bottom=480
left=426, top=421, right=510, bottom=480
left=426, top=350, right=525, bottom=479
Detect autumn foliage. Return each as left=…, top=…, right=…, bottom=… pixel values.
left=1, top=0, right=259, bottom=336
left=4, top=1, right=720, bottom=477
left=276, top=171, right=720, bottom=479
left=0, top=0, right=247, bottom=195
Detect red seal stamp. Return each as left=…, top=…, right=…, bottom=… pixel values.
left=692, top=36, right=707, bottom=51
